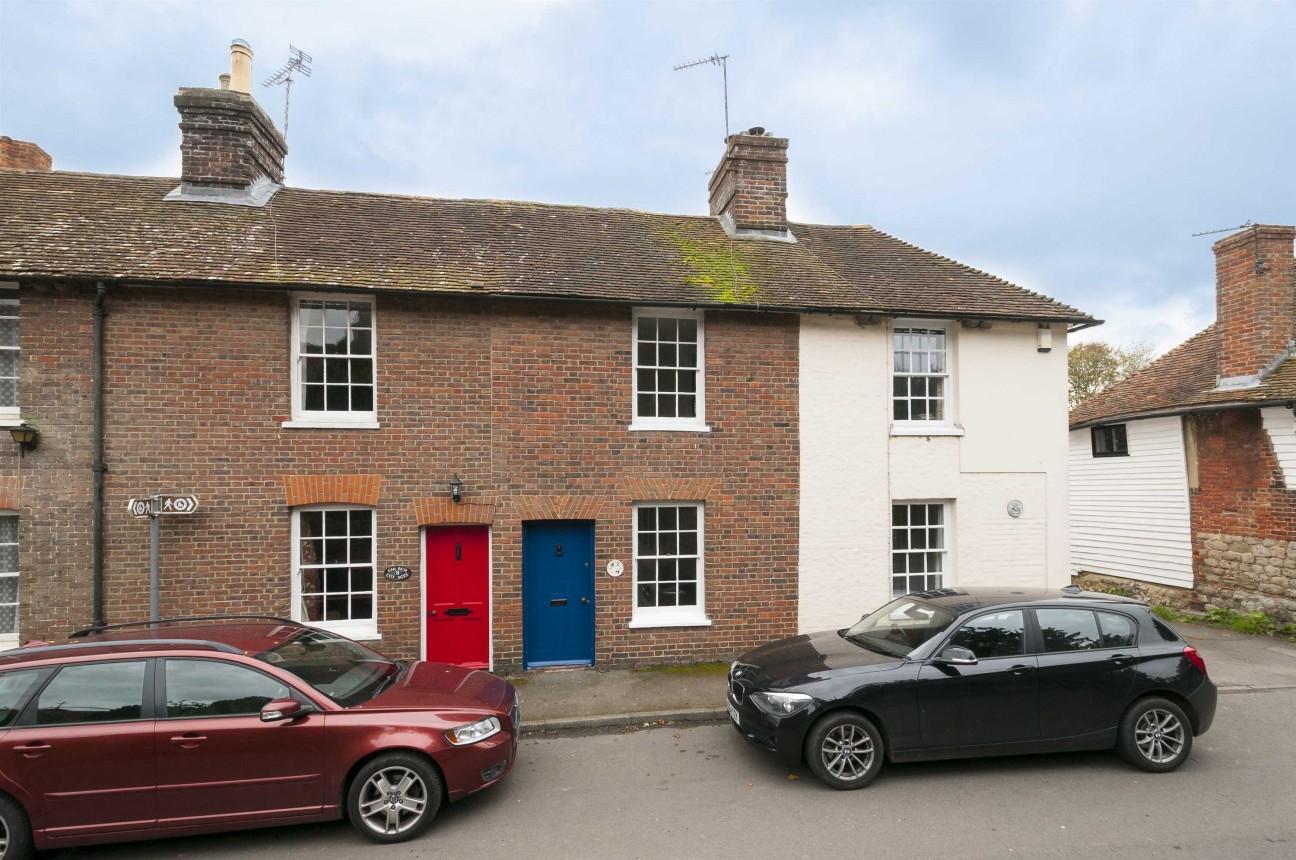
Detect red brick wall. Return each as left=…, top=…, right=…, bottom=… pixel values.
left=1189, top=410, right=1296, bottom=620
left=11, top=284, right=799, bottom=671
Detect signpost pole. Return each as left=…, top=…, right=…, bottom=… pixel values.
left=150, top=494, right=161, bottom=621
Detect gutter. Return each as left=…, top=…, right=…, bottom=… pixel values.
left=1069, top=398, right=1296, bottom=431
left=12, top=275, right=1102, bottom=328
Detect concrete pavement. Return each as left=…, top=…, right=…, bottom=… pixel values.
left=510, top=620, right=1296, bottom=732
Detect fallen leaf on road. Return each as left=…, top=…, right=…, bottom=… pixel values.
left=787, top=774, right=799, bottom=780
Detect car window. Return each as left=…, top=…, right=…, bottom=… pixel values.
left=36, top=661, right=147, bottom=725
left=1037, top=608, right=1101, bottom=652
left=0, top=670, right=45, bottom=728
left=1097, top=611, right=1137, bottom=648
left=164, top=659, right=293, bottom=719
left=844, top=598, right=958, bottom=658
left=256, top=628, right=399, bottom=707
left=950, top=610, right=1025, bottom=659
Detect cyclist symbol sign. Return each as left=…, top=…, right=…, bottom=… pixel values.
left=127, top=494, right=199, bottom=518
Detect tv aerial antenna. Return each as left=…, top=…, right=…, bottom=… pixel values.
left=262, top=45, right=313, bottom=141
left=674, top=53, right=731, bottom=139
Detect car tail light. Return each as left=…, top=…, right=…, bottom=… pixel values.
left=1184, top=645, right=1208, bottom=676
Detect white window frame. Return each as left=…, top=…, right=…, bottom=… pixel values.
left=629, top=307, right=710, bottom=432
left=0, top=514, right=16, bottom=648
left=290, top=505, right=380, bottom=640
left=0, top=285, right=19, bottom=424
left=285, top=294, right=379, bottom=429
left=890, top=320, right=961, bottom=436
left=629, top=502, right=711, bottom=628
left=891, top=501, right=952, bottom=598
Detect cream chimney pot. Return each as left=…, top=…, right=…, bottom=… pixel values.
left=219, top=73, right=231, bottom=90
left=229, top=39, right=253, bottom=94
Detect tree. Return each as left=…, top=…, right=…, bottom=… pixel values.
left=1068, top=341, right=1155, bottom=408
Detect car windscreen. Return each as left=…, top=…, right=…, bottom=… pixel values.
left=255, top=628, right=400, bottom=708
left=844, top=597, right=958, bottom=658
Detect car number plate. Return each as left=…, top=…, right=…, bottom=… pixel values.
left=728, top=701, right=739, bottom=725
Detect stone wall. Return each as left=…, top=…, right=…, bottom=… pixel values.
left=1072, top=571, right=1199, bottom=613
left=1196, top=533, right=1296, bottom=622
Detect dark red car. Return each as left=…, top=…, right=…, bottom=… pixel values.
left=0, top=616, right=518, bottom=859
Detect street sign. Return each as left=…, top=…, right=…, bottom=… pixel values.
left=126, top=494, right=199, bottom=518
left=157, top=494, right=199, bottom=514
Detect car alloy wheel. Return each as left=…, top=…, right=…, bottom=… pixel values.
left=805, top=712, right=884, bottom=790
left=346, top=752, right=443, bottom=843
left=0, top=794, right=33, bottom=860
left=1119, top=696, right=1193, bottom=773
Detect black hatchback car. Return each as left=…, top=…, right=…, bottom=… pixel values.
left=728, top=586, right=1217, bottom=789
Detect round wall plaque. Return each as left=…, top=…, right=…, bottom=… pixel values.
left=606, top=559, right=624, bottom=577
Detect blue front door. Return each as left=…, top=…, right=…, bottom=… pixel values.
left=523, top=521, right=595, bottom=668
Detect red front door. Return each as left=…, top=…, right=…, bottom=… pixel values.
left=425, top=526, right=490, bottom=668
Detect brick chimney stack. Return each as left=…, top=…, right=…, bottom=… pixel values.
left=167, top=39, right=287, bottom=205
left=0, top=137, right=52, bottom=171
left=1213, top=224, right=1296, bottom=387
left=708, top=128, right=791, bottom=240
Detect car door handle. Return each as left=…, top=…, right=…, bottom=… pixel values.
left=13, top=742, right=50, bottom=756
left=1108, top=654, right=1134, bottom=666
left=170, top=734, right=207, bottom=747
left=1009, top=665, right=1035, bottom=675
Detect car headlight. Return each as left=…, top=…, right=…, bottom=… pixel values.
left=749, top=691, right=814, bottom=717
left=444, top=716, right=502, bottom=746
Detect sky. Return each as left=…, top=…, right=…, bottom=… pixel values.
left=1, top=0, right=1293, bottom=355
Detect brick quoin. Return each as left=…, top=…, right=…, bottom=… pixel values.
left=10, top=285, right=799, bottom=672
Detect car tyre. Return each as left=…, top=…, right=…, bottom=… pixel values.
left=0, top=793, right=34, bottom=860
left=346, top=752, right=443, bottom=843
left=805, top=711, right=884, bottom=790
left=1118, top=697, right=1193, bottom=773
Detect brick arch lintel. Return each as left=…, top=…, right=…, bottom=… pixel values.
left=283, top=475, right=382, bottom=508
left=621, top=478, right=720, bottom=503
left=413, top=498, right=497, bottom=526
left=0, top=476, right=21, bottom=511
left=512, top=496, right=607, bottom=522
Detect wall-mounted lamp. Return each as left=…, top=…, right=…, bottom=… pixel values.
left=8, top=424, right=38, bottom=457
left=449, top=475, right=463, bottom=504
left=1037, top=325, right=1053, bottom=354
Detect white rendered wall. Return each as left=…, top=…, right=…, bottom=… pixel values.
left=1069, top=416, right=1194, bottom=588
left=799, top=317, right=1070, bottom=633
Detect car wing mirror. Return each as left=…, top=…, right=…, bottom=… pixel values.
left=934, top=645, right=978, bottom=666
left=261, top=698, right=309, bottom=722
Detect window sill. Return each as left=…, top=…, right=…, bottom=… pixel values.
left=299, top=621, right=381, bottom=641
left=627, top=422, right=712, bottom=433
left=890, top=423, right=964, bottom=437
left=282, top=419, right=381, bottom=430
left=628, top=615, right=713, bottom=629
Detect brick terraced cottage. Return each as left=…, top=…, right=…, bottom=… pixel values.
left=1070, top=225, right=1296, bottom=622
left=0, top=43, right=1094, bottom=670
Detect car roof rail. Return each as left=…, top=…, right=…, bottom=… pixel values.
left=5, top=638, right=244, bottom=657
left=68, top=614, right=303, bottom=639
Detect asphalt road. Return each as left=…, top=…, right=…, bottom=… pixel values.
left=51, top=689, right=1296, bottom=860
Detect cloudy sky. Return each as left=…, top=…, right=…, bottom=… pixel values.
left=2, top=0, right=1292, bottom=354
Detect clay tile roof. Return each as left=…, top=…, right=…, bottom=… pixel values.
left=1069, top=323, right=1296, bottom=427
left=0, top=170, right=1096, bottom=323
